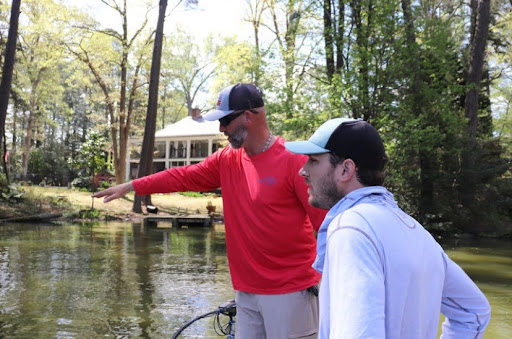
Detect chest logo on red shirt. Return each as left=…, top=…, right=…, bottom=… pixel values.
left=258, top=176, right=277, bottom=186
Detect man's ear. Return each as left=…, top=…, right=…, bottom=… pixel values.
left=244, top=110, right=252, bottom=123
left=336, top=159, right=356, bottom=182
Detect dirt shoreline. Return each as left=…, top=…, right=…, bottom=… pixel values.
left=0, top=186, right=224, bottom=223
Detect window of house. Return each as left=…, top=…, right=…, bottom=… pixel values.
left=170, top=161, right=186, bottom=168
left=190, top=140, right=208, bottom=157
left=170, top=141, right=187, bottom=158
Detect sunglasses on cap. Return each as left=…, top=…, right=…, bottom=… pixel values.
left=219, top=109, right=258, bottom=127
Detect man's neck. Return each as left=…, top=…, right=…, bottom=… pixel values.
left=244, top=131, right=275, bottom=156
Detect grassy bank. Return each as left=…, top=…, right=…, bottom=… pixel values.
left=0, top=186, right=224, bottom=222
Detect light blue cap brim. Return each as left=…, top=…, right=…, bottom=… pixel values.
left=284, top=141, right=329, bottom=154
left=285, top=118, right=357, bottom=155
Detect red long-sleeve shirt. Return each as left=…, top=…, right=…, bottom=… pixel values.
left=133, top=137, right=326, bottom=294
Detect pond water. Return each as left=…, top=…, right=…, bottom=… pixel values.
left=439, top=237, right=512, bottom=338
left=0, top=222, right=510, bottom=338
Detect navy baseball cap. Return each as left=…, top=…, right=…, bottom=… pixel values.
left=285, top=118, right=386, bottom=170
left=203, top=83, right=265, bottom=121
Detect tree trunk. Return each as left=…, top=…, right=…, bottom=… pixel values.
left=461, top=0, right=491, bottom=208
left=349, top=0, right=372, bottom=120
left=0, top=0, right=21, bottom=181
left=335, top=0, right=344, bottom=73
left=133, top=0, right=168, bottom=213
left=117, top=2, right=129, bottom=185
left=323, top=0, right=345, bottom=110
left=465, top=0, right=490, bottom=149
left=247, top=0, right=265, bottom=85
left=401, top=0, right=435, bottom=216
left=323, top=0, right=335, bottom=82
left=2, top=135, right=8, bottom=181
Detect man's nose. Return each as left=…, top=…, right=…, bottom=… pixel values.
left=299, top=167, right=306, bottom=177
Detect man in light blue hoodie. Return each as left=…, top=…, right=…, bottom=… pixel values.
left=285, top=118, right=491, bottom=338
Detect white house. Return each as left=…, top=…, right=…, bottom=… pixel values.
left=126, top=110, right=226, bottom=181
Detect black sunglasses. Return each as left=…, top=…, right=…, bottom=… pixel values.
left=219, top=110, right=246, bottom=127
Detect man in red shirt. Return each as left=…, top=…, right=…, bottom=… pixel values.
left=93, top=83, right=326, bottom=338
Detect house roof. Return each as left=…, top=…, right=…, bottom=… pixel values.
left=155, top=116, right=223, bottom=138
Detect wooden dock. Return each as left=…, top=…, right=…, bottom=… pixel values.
left=143, top=214, right=213, bottom=228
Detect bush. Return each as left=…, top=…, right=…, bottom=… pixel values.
left=27, top=146, right=72, bottom=186
left=0, top=184, right=24, bottom=202
left=0, top=173, right=8, bottom=194
left=100, top=180, right=111, bottom=189
left=71, top=176, right=93, bottom=191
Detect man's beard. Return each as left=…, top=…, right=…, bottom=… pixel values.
left=309, top=169, right=344, bottom=210
left=228, top=123, right=248, bottom=149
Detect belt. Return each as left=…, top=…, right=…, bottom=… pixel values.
left=306, top=285, right=319, bottom=297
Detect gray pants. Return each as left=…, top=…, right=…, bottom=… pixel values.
left=235, top=288, right=319, bottom=339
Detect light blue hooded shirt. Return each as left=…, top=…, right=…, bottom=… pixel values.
left=315, top=186, right=491, bottom=338
left=313, top=186, right=394, bottom=274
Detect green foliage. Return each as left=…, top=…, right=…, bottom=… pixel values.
left=0, top=185, right=24, bottom=202
left=0, top=173, right=8, bottom=194
left=71, top=176, right=92, bottom=191
left=27, top=142, right=72, bottom=186
left=160, top=27, right=217, bottom=115
left=179, top=191, right=204, bottom=198
left=77, top=209, right=102, bottom=219
left=68, top=132, right=107, bottom=180
left=451, top=139, right=512, bottom=234
left=100, top=180, right=111, bottom=189
left=490, top=7, right=512, bottom=160
left=211, top=36, right=260, bottom=95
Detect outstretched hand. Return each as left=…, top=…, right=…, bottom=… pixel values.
left=92, top=182, right=134, bottom=203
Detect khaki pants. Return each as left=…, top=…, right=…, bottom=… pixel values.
left=235, top=288, right=319, bottom=339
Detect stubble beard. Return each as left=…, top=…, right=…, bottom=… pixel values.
left=228, top=123, right=248, bottom=149
left=309, top=171, right=344, bottom=210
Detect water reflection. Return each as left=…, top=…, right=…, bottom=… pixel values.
left=0, top=223, right=510, bottom=338
left=439, top=237, right=512, bottom=338
left=0, top=222, right=233, bottom=338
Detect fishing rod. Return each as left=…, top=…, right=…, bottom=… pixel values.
left=171, top=299, right=236, bottom=339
